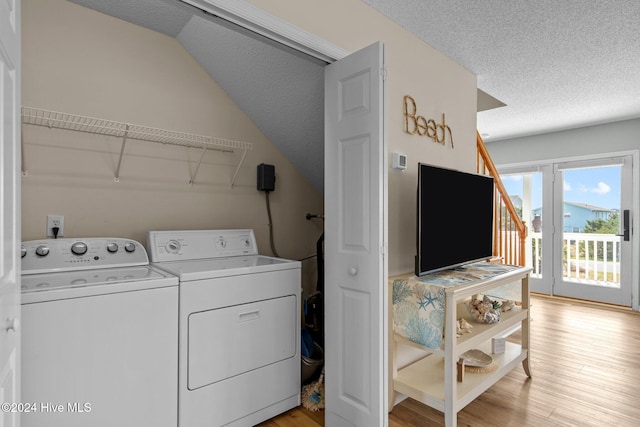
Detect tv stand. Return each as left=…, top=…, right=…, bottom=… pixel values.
left=388, top=263, right=532, bottom=427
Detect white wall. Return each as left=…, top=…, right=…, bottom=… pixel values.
left=249, top=0, right=478, bottom=276
left=486, top=118, right=640, bottom=165
left=22, top=0, right=323, bottom=292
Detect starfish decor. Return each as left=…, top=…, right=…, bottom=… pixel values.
left=417, top=291, right=438, bottom=310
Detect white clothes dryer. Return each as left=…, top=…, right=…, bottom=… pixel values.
left=147, top=229, right=301, bottom=427
left=21, top=238, right=178, bottom=427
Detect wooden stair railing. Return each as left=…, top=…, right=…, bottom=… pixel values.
left=476, top=131, right=527, bottom=266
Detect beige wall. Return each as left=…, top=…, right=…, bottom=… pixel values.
left=21, top=0, right=323, bottom=292
left=250, top=0, right=478, bottom=275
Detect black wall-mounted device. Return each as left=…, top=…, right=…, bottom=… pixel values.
left=257, top=163, right=276, bottom=192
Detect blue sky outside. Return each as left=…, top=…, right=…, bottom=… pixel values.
left=501, top=166, right=621, bottom=219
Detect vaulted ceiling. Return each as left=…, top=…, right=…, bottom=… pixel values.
left=66, top=0, right=640, bottom=192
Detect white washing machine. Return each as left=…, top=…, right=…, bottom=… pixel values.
left=21, top=238, right=178, bottom=427
left=147, top=229, right=301, bottom=427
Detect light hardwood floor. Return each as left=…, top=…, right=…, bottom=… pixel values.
left=259, top=294, right=640, bottom=426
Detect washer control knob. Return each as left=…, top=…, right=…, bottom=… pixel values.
left=71, top=242, right=88, bottom=255
left=21, top=247, right=27, bottom=258
left=106, top=243, right=119, bottom=253
left=165, top=240, right=181, bottom=254
left=35, top=245, right=50, bottom=257
left=124, top=242, right=136, bottom=253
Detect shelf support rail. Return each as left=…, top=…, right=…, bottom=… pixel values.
left=114, top=124, right=130, bottom=182
left=231, top=148, right=249, bottom=189
left=189, top=146, right=208, bottom=186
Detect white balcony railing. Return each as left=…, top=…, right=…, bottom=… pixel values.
left=527, top=232, right=621, bottom=287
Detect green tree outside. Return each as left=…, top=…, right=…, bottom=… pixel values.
left=581, top=213, right=619, bottom=261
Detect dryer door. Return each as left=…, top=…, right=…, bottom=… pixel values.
left=188, top=295, right=297, bottom=390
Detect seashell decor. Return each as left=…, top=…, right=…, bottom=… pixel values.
left=468, top=295, right=501, bottom=324
left=456, top=318, right=474, bottom=336
left=501, top=299, right=516, bottom=312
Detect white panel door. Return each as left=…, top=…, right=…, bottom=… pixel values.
left=324, top=42, right=387, bottom=426
left=0, top=1, right=21, bottom=426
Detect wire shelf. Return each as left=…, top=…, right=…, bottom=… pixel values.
left=21, top=106, right=253, bottom=186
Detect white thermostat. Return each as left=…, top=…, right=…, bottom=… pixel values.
left=392, top=152, right=407, bottom=170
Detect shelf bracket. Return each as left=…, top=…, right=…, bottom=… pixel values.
left=230, top=148, right=249, bottom=189
left=189, top=146, right=208, bottom=186
left=114, top=125, right=130, bottom=182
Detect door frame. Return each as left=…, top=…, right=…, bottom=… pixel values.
left=1, top=0, right=22, bottom=425
left=498, top=150, right=639, bottom=310
left=182, top=0, right=350, bottom=63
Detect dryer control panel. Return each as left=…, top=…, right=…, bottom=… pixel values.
left=147, top=229, right=259, bottom=262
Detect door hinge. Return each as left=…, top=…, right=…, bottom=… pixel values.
left=380, top=66, right=387, bottom=81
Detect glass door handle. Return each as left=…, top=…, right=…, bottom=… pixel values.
left=617, top=210, right=630, bottom=241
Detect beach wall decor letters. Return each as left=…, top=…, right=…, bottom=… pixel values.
left=403, top=95, right=454, bottom=149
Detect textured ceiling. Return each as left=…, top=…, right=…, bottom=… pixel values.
left=361, top=0, right=640, bottom=142
left=65, top=0, right=640, bottom=192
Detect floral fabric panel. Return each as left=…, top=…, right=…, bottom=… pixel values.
left=392, top=279, right=446, bottom=349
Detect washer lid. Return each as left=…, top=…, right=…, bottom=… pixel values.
left=21, top=265, right=177, bottom=304
left=151, top=255, right=300, bottom=281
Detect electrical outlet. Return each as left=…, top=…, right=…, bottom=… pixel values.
left=46, top=215, right=64, bottom=237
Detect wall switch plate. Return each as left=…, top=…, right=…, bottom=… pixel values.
left=46, top=215, right=64, bottom=237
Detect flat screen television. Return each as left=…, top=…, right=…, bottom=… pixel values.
left=415, top=163, right=495, bottom=276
